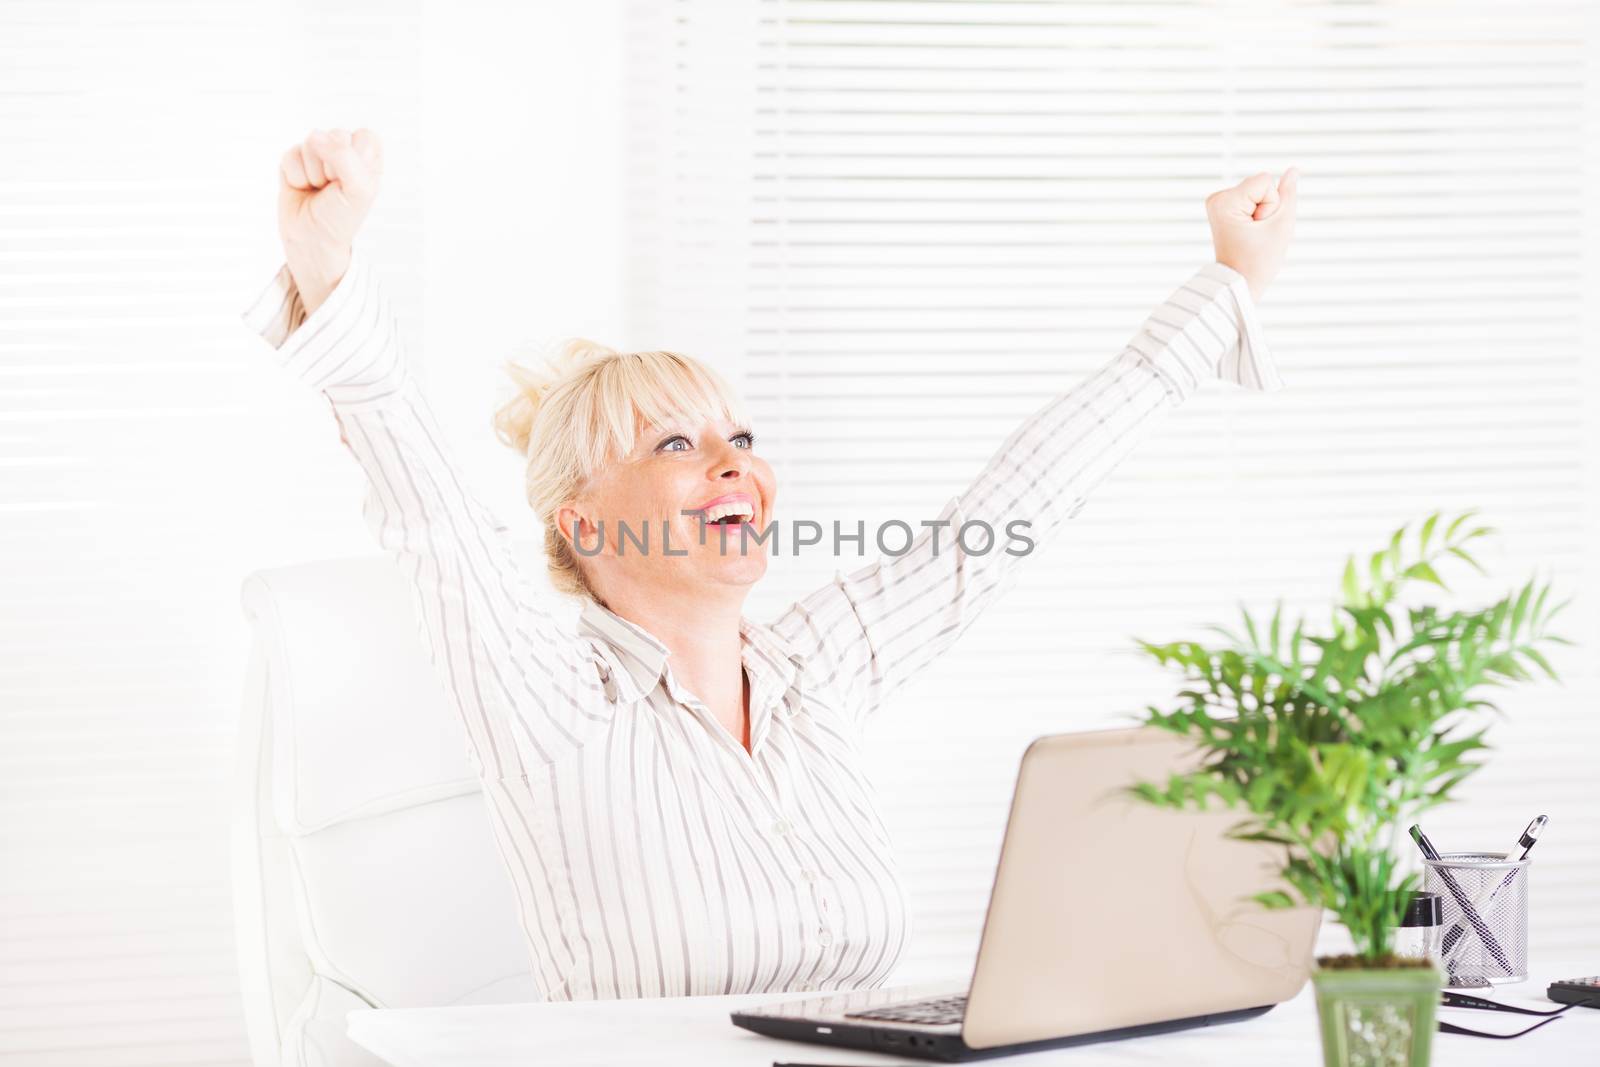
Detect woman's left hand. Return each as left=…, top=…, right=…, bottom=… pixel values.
left=1205, top=167, right=1300, bottom=303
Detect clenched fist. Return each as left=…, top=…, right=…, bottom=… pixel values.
left=1206, top=167, right=1300, bottom=303
left=277, top=128, right=384, bottom=315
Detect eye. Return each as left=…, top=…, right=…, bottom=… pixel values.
left=655, top=429, right=757, bottom=453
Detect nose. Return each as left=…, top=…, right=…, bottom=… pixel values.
left=708, top=436, right=752, bottom=480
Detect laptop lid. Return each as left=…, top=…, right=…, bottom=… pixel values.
left=961, top=726, right=1320, bottom=1050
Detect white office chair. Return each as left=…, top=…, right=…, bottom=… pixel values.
left=234, top=547, right=554, bottom=1066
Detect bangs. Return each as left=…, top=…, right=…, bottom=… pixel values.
left=576, top=350, right=750, bottom=477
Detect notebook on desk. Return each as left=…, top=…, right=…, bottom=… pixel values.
left=731, top=726, right=1322, bottom=1061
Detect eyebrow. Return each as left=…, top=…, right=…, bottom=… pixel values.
left=629, top=421, right=686, bottom=460
left=644, top=416, right=745, bottom=438
left=645, top=420, right=687, bottom=436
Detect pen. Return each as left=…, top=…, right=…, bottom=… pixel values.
left=1407, top=823, right=1441, bottom=861
left=1408, top=824, right=1514, bottom=975
left=1513, top=814, right=1548, bottom=862
left=1439, top=816, right=1546, bottom=958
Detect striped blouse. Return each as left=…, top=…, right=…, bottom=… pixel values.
left=240, top=250, right=1282, bottom=1003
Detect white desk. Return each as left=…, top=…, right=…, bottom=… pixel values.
left=348, top=964, right=1597, bottom=1067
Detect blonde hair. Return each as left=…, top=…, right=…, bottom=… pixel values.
left=490, top=337, right=750, bottom=602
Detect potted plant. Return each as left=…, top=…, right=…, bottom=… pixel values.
left=1126, top=511, right=1570, bottom=1067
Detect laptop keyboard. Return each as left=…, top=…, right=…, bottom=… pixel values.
left=845, top=993, right=967, bottom=1026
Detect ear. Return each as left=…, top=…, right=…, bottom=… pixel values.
left=556, top=502, right=610, bottom=558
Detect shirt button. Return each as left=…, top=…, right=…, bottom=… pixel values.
left=799, top=868, right=815, bottom=883
left=772, top=818, right=792, bottom=836
left=818, top=930, right=833, bottom=947
left=799, top=982, right=816, bottom=992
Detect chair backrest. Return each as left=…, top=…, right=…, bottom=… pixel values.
left=233, top=549, right=548, bottom=1067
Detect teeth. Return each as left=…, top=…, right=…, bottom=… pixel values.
left=702, top=501, right=754, bottom=523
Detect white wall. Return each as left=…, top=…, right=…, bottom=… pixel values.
left=416, top=1, right=629, bottom=527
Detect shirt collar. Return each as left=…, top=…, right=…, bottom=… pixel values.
left=576, top=598, right=806, bottom=741
left=577, top=597, right=673, bottom=703
left=741, top=618, right=806, bottom=720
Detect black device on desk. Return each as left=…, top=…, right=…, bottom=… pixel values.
left=1548, top=977, right=1600, bottom=1007
left=730, top=728, right=1322, bottom=1062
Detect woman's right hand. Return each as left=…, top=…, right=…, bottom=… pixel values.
left=1205, top=167, right=1299, bottom=304
left=277, top=128, right=383, bottom=314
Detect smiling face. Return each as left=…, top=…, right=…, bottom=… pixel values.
left=557, top=409, right=777, bottom=606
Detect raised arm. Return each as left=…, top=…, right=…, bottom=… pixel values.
left=769, top=169, right=1301, bottom=728
left=242, top=128, right=617, bottom=774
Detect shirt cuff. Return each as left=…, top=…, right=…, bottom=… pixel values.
left=1190, top=261, right=1285, bottom=393
left=1128, top=262, right=1286, bottom=404
left=239, top=246, right=409, bottom=406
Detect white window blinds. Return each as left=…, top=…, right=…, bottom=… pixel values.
left=624, top=0, right=1600, bottom=982
left=4, top=1, right=627, bottom=1062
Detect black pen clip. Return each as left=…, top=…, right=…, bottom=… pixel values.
left=1513, top=814, right=1548, bottom=859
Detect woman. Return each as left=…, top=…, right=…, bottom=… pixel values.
left=242, top=128, right=1299, bottom=1003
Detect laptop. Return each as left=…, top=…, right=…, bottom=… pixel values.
left=731, top=726, right=1321, bottom=1061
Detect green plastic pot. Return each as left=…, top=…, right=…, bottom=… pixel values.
left=1311, top=963, right=1443, bottom=1067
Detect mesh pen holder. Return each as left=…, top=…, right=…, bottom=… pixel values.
left=1423, top=851, right=1529, bottom=987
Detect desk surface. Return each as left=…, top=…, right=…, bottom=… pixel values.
left=348, top=963, right=1597, bottom=1067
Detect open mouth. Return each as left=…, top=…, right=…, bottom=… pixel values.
left=697, top=497, right=756, bottom=527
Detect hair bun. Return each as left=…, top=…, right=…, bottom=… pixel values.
left=492, top=337, right=618, bottom=457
